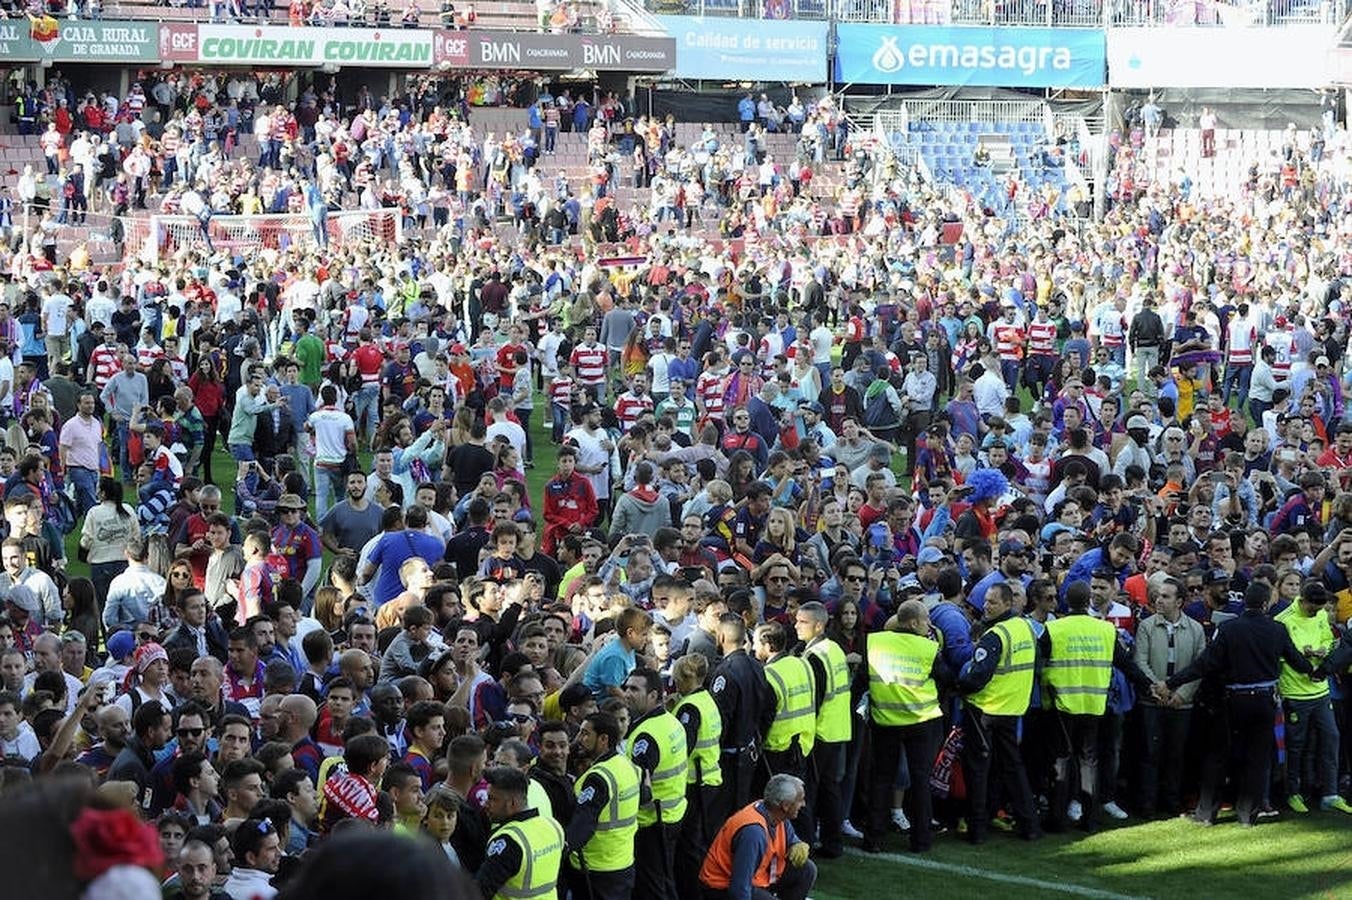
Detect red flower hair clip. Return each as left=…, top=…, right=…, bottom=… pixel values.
left=69, top=807, right=164, bottom=883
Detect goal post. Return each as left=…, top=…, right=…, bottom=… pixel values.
left=128, top=209, right=403, bottom=263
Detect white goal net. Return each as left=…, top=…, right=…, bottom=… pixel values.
left=126, top=209, right=403, bottom=263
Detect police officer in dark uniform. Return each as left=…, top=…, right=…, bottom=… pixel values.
left=1164, top=581, right=1315, bottom=827
left=956, top=581, right=1042, bottom=843
left=709, top=612, right=775, bottom=824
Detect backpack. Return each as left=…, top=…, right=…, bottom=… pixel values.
left=863, top=387, right=899, bottom=429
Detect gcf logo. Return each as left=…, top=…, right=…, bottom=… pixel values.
left=872, top=35, right=905, bottom=73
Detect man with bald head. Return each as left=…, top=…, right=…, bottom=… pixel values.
left=23, top=632, right=84, bottom=714
left=858, top=598, right=950, bottom=853
left=278, top=693, right=322, bottom=781
left=338, top=648, right=376, bottom=716
left=75, top=701, right=131, bottom=779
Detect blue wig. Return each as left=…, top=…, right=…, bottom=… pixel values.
left=965, top=467, right=1009, bottom=505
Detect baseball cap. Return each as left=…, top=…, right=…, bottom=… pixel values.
left=1040, top=522, right=1082, bottom=543
left=799, top=399, right=824, bottom=414
left=276, top=493, right=306, bottom=511
left=450, top=343, right=468, bottom=355
left=1126, top=415, right=1151, bottom=430
left=1204, top=568, right=1231, bottom=585
left=106, top=629, right=137, bottom=661
left=1317, top=356, right=1332, bottom=368
left=917, top=546, right=946, bottom=566
left=999, top=539, right=1031, bottom=557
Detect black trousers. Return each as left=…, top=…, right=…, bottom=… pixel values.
left=1191, top=700, right=1229, bottom=823
left=633, top=821, right=678, bottom=900
left=805, top=740, right=846, bottom=855
left=565, top=863, right=634, bottom=900
left=962, top=707, right=1039, bottom=841
left=1047, top=712, right=1100, bottom=833
left=676, top=782, right=719, bottom=900
left=761, top=744, right=810, bottom=839
left=868, top=718, right=941, bottom=850
left=1220, top=690, right=1278, bottom=826
left=1137, top=703, right=1192, bottom=816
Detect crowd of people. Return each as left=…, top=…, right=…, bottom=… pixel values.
left=6, top=64, right=1352, bottom=900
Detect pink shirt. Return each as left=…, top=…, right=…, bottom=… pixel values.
left=58, top=413, right=103, bottom=471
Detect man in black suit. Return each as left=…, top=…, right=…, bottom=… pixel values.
left=163, top=590, right=230, bottom=663
left=252, top=383, right=296, bottom=471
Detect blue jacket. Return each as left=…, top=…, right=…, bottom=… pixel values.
left=738, top=97, right=755, bottom=122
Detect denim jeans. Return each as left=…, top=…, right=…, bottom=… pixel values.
left=314, top=462, right=345, bottom=523
left=1286, top=694, right=1340, bottom=800
left=115, top=420, right=133, bottom=483
left=353, top=385, right=380, bottom=445
left=550, top=402, right=569, bottom=442
left=90, top=559, right=127, bottom=611
left=68, top=466, right=99, bottom=518
left=515, top=407, right=533, bottom=463
left=1222, top=362, right=1253, bottom=408
left=228, top=443, right=255, bottom=462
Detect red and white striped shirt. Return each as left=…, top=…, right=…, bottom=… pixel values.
left=993, top=323, right=1025, bottom=361
left=548, top=375, right=575, bottom=408
left=613, top=392, right=654, bottom=432
left=570, top=343, right=607, bottom=386
left=137, top=345, right=165, bottom=370
left=697, top=370, right=726, bottom=419
left=89, top=345, right=121, bottom=390
left=1028, top=321, right=1057, bottom=356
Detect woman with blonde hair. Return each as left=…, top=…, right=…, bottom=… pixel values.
left=752, top=507, right=802, bottom=582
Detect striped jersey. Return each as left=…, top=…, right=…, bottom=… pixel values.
left=570, top=342, right=607, bottom=385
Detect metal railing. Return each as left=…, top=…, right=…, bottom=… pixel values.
left=902, top=99, right=1048, bottom=127
left=653, top=0, right=1343, bottom=23
left=1109, top=0, right=1346, bottom=24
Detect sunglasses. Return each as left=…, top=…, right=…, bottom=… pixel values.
left=843, top=574, right=866, bottom=583
left=177, top=727, right=205, bottom=738
left=510, top=713, right=535, bottom=724
left=171, top=570, right=192, bottom=579
left=136, top=632, right=157, bottom=642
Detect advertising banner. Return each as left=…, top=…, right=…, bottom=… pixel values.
left=0, top=18, right=158, bottom=62
left=468, top=32, right=676, bottom=71
left=1108, top=26, right=1333, bottom=89
left=834, top=24, right=1106, bottom=88
left=653, top=16, right=826, bottom=82
left=194, top=24, right=433, bottom=66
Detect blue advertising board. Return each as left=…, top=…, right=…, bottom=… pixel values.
left=656, top=16, right=827, bottom=82
left=835, top=24, right=1106, bottom=88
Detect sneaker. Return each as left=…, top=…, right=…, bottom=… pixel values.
left=1067, top=800, right=1083, bottom=822
left=1257, top=806, right=1281, bottom=819
left=990, top=814, right=1015, bottom=832
left=890, top=808, right=911, bottom=833
left=1321, top=796, right=1352, bottom=814
left=1288, top=795, right=1310, bottom=814
left=841, top=820, right=864, bottom=840
left=1102, top=802, right=1129, bottom=821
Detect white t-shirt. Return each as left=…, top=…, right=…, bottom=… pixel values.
left=308, top=406, right=355, bottom=465
left=0, top=357, right=15, bottom=411
left=42, top=294, right=71, bottom=336
left=486, top=419, right=527, bottom=462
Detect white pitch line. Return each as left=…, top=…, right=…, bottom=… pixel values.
left=837, top=847, right=1150, bottom=900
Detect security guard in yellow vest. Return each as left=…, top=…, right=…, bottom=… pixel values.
left=859, top=599, right=952, bottom=853
left=477, top=766, right=566, bottom=900
left=794, top=600, right=852, bottom=858
left=672, top=654, right=723, bottom=900
left=1274, top=581, right=1352, bottom=814
left=754, top=620, right=816, bottom=838
left=622, top=666, right=688, bottom=900
left=956, top=581, right=1041, bottom=844
left=563, top=711, right=643, bottom=900
left=1040, top=580, right=1156, bottom=833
